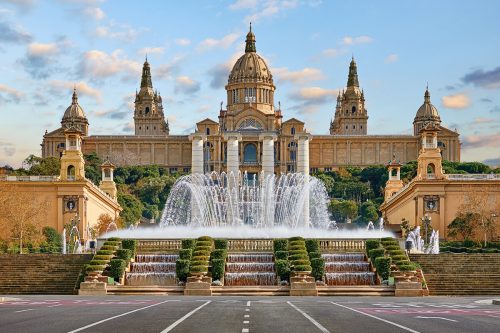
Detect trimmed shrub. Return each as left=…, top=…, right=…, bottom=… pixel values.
left=107, top=237, right=121, bottom=242
left=196, top=246, right=213, bottom=252
left=190, top=260, right=209, bottom=267
left=391, top=255, right=407, bottom=261
left=311, top=257, right=325, bottom=281
left=103, top=241, right=121, bottom=247
left=305, top=239, right=320, bottom=253
left=381, top=237, right=394, bottom=242
left=395, top=260, right=411, bottom=267
left=398, top=263, right=417, bottom=271
left=291, top=259, right=311, bottom=266
left=384, top=245, right=401, bottom=251
left=365, top=239, right=381, bottom=254
left=308, top=251, right=321, bottom=259
left=289, top=250, right=308, bottom=256
left=121, top=239, right=137, bottom=256
left=93, top=255, right=113, bottom=261
left=192, top=250, right=211, bottom=257
left=89, top=260, right=107, bottom=266
left=211, top=259, right=225, bottom=280
left=368, top=248, right=385, bottom=263
left=374, top=257, right=391, bottom=280
left=466, top=248, right=481, bottom=253
left=179, top=249, right=192, bottom=260
left=275, top=259, right=290, bottom=280
left=289, top=240, right=304, bottom=247
left=96, top=250, right=113, bottom=255
left=214, top=239, right=228, bottom=249
left=275, top=251, right=289, bottom=260
left=86, top=265, right=105, bottom=272
left=109, top=259, right=127, bottom=280
left=439, top=246, right=450, bottom=252
left=116, top=249, right=132, bottom=261
left=190, top=265, right=208, bottom=273
left=289, top=254, right=309, bottom=261
left=176, top=259, right=190, bottom=282
left=388, top=250, right=406, bottom=256
left=294, top=265, right=312, bottom=272
left=289, top=245, right=306, bottom=251
left=197, top=236, right=212, bottom=242
left=273, top=239, right=288, bottom=253
left=196, top=241, right=213, bottom=247
left=191, top=256, right=210, bottom=262
left=182, top=239, right=196, bottom=249
left=289, top=236, right=304, bottom=242
left=211, top=249, right=227, bottom=260
left=100, top=245, right=117, bottom=251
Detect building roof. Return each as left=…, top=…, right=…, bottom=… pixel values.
left=62, top=89, right=87, bottom=121
left=414, top=88, right=441, bottom=123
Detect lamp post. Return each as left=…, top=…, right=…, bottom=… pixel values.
left=422, top=214, right=432, bottom=245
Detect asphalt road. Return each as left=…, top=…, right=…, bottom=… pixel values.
left=0, top=295, right=499, bottom=333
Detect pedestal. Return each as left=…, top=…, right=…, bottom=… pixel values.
left=290, top=281, right=318, bottom=296
left=184, top=281, right=212, bottom=296
left=395, top=281, right=423, bottom=297
left=79, top=282, right=107, bottom=295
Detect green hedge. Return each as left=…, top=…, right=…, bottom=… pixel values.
left=294, top=264, right=312, bottom=272
left=190, top=260, right=209, bottom=267
left=211, top=249, right=227, bottom=260
left=89, top=260, right=107, bottom=266
left=365, top=239, right=381, bottom=254
left=289, top=236, right=304, bottom=242
left=103, top=241, right=121, bottom=247
left=398, top=263, right=417, bottom=271
left=289, top=245, right=306, bottom=251
left=289, top=240, right=304, bottom=247
left=391, top=255, right=407, bottom=261
left=275, top=251, right=289, bottom=260
left=214, top=239, right=228, bottom=249
left=121, top=239, right=137, bottom=256
left=176, top=259, right=190, bottom=282
left=195, top=246, right=213, bottom=252
left=308, top=251, right=321, bottom=259
left=388, top=250, right=406, bottom=256
left=192, top=250, right=211, bottom=257
left=374, top=257, right=391, bottom=280
left=275, top=259, right=290, bottom=280
left=197, top=236, right=212, bottom=242
left=179, top=249, right=192, bottom=260
left=100, top=245, right=117, bottom=251
left=93, top=255, right=113, bottom=261
left=273, top=239, right=288, bottom=252
left=395, top=260, right=411, bottom=266
left=211, top=259, right=225, bottom=280
left=182, top=239, right=196, bottom=249
left=190, top=265, right=208, bottom=273
left=116, top=249, right=132, bottom=261
left=289, top=254, right=309, bottom=261
left=368, top=248, right=385, bottom=263
left=109, top=259, right=127, bottom=279
left=311, top=257, right=325, bottom=281
left=86, top=265, right=105, bottom=272
left=384, top=245, right=401, bottom=251
left=196, top=241, right=212, bottom=247
left=191, top=256, right=210, bottom=262
left=305, top=239, right=320, bottom=253
left=289, top=250, right=308, bottom=256
left=96, top=250, right=113, bottom=255
left=291, top=259, right=310, bottom=266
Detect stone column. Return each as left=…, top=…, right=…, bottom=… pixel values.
left=224, top=133, right=241, bottom=178
left=295, top=133, right=312, bottom=227
left=259, top=133, right=277, bottom=180
left=189, top=133, right=205, bottom=174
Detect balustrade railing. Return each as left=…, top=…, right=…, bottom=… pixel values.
left=136, top=239, right=182, bottom=253
left=319, top=239, right=366, bottom=252
left=228, top=239, right=274, bottom=252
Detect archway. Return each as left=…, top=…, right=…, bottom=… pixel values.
left=243, top=143, right=257, bottom=163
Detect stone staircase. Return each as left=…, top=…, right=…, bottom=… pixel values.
left=0, top=254, right=92, bottom=295
left=410, top=253, right=500, bottom=295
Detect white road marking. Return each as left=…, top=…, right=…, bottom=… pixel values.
left=415, top=316, right=457, bottom=322
left=243, top=320, right=249, bottom=324
left=48, top=304, right=62, bottom=308
left=67, top=300, right=171, bottom=333
left=15, top=309, right=34, bottom=313
left=287, top=301, right=330, bottom=333
left=245, top=308, right=250, bottom=312
left=244, top=314, right=250, bottom=318
left=161, top=301, right=211, bottom=333
left=247, top=301, right=251, bottom=306
left=329, top=302, right=421, bottom=333
left=489, top=315, right=500, bottom=319
left=242, top=329, right=249, bottom=333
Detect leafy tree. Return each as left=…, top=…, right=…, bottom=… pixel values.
left=19, top=155, right=60, bottom=176
left=448, top=213, right=478, bottom=241
left=84, top=153, right=103, bottom=185
left=117, top=192, right=143, bottom=227
left=315, top=173, right=335, bottom=195
left=360, top=166, right=387, bottom=197
left=330, top=199, right=358, bottom=222
left=357, top=200, right=379, bottom=225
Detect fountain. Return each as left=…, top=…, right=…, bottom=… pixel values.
left=125, top=254, right=178, bottom=286
left=406, top=227, right=440, bottom=254
left=323, top=253, right=375, bottom=285
left=224, top=253, right=276, bottom=286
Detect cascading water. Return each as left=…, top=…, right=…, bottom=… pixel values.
left=224, top=253, right=276, bottom=286
left=323, top=253, right=375, bottom=285
left=125, top=254, right=178, bottom=286
left=160, top=172, right=330, bottom=228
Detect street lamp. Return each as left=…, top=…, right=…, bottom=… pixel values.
left=422, top=214, right=432, bottom=245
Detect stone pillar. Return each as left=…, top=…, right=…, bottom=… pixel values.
left=296, top=133, right=312, bottom=227
left=189, top=133, right=206, bottom=174
left=259, top=133, right=277, bottom=180
left=224, top=132, right=241, bottom=178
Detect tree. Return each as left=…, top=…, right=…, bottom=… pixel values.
left=315, top=173, right=335, bottom=196
left=360, top=166, right=388, bottom=197
left=84, top=153, right=103, bottom=185
left=93, top=213, right=118, bottom=236
left=448, top=213, right=477, bottom=241
left=117, top=192, right=143, bottom=227
left=357, top=200, right=379, bottom=225
left=329, top=199, right=358, bottom=222
left=20, top=155, right=60, bottom=176
left=0, top=184, right=51, bottom=253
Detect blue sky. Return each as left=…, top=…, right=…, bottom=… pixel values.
left=0, top=0, right=499, bottom=167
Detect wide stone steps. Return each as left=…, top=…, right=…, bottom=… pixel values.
left=409, top=253, right=500, bottom=295
left=0, top=254, right=92, bottom=295
left=317, top=286, right=395, bottom=296
left=107, top=285, right=184, bottom=295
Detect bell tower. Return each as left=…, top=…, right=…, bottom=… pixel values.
left=60, top=127, right=85, bottom=181
left=134, top=58, right=169, bottom=136
left=99, top=160, right=117, bottom=199
left=330, top=57, right=368, bottom=135
left=416, top=123, right=445, bottom=180
left=384, top=154, right=404, bottom=201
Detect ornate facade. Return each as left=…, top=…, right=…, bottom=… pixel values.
left=41, top=26, right=460, bottom=175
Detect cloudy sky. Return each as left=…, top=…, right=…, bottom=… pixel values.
left=0, top=0, right=499, bottom=167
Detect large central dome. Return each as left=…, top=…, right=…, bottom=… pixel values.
left=228, top=27, right=273, bottom=85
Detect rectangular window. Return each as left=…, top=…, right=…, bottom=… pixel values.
left=169, top=168, right=178, bottom=174
left=310, top=168, right=319, bottom=174
left=183, top=167, right=190, bottom=173
left=324, top=167, right=332, bottom=172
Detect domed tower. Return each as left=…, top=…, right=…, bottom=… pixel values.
left=224, top=24, right=277, bottom=130
left=413, top=86, right=441, bottom=135
left=330, top=57, right=368, bottom=135
left=61, top=88, right=89, bottom=136
left=134, top=58, right=169, bottom=136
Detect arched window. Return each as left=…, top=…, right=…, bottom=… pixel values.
left=243, top=143, right=257, bottom=163
left=352, top=106, right=356, bottom=114
left=391, top=168, right=397, bottom=177
left=427, top=163, right=435, bottom=175
left=288, top=141, right=297, bottom=162
left=67, top=165, right=75, bottom=180
left=145, top=107, right=150, bottom=114
left=206, top=127, right=210, bottom=135
left=291, top=127, right=296, bottom=135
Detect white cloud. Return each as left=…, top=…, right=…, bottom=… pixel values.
left=48, top=80, right=102, bottom=103
left=290, top=87, right=338, bottom=101
left=274, top=67, right=324, bottom=83
left=197, top=33, right=240, bottom=52
left=342, top=35, right=373, bottom=45
left=0, top=84, right=23, bottom=103
left=79, top=49, right=141, bottom=80
left=385, top=54, right=398, bottom=63
left=229, top=0, right=300, bottom=23
left=138, top=47, right=165, bottom=55
left=441, top=93, right=471, bottom=109
left=174, top=76, right=200, bottom=94
left=229, top=0, right=259, bottom=10
left=94, top=25, right=141, bottom=41
left=322, top=48, right=343, bottom=58
left=84, top=7, right=105, bottom=20
left=27, top=42, right=59, bottom=57
left=175, top=38, right=191, bottom=46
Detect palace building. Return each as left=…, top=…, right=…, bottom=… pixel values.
left=41, top=27, right=460, bottom=176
